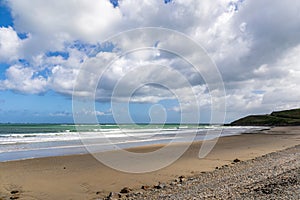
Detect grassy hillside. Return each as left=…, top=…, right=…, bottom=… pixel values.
left=230, top=108, right=300, bottom=126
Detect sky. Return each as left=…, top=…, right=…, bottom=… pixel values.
left=0, top=0, right=300, bottom=124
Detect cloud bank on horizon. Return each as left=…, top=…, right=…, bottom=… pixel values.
left=0, top=0, right=300, bottom=123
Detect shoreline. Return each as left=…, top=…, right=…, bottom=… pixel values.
left=1, top=126, right=300, bottom=199
left=0, top=126, right=263, bottom=162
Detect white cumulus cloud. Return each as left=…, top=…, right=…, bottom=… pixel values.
left=0, top=0, right=300, bottom=122
left=0, top=27, right=24, bottom=62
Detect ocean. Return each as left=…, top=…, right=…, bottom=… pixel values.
left=0, top=124, right=264, bottom=162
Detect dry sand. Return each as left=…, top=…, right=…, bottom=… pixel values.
left=0, top=126, right=300, bottom=200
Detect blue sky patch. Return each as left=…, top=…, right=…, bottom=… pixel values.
left=17, top=32, right=29, bottom=40
left=0, top=2, right=13, bottom=27
left=110, top=0, right=119, bottom=8
left=46, top=51, right=70, bottom=60
left=0, top=63, right=9, bottom=79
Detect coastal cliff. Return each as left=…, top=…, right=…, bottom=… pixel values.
left=230, top=108, right=300, bottom=126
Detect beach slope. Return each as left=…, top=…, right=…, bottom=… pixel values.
left=0, top=126, right=300, bottom=199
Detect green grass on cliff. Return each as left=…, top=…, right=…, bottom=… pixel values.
left=230, top=108, right=300, bottom=126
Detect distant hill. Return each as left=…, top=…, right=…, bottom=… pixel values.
left=230, top=108, right=300, bottom=126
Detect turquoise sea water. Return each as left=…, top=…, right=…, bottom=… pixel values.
left=0, top=124, right=264, bottom=162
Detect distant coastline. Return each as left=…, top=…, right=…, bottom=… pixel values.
left=230, top=108, right=300, bottom=126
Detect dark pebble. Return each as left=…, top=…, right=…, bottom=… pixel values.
left=10, top=191, right=19, bottom=195
left=120, top=187, right=131, bottom=194
left=154, top=182, right=166, bottom=189
left=141, top=185, right=150, bottom=190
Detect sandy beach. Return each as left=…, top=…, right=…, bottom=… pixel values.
left=1, top=126, right=300, bottom=200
